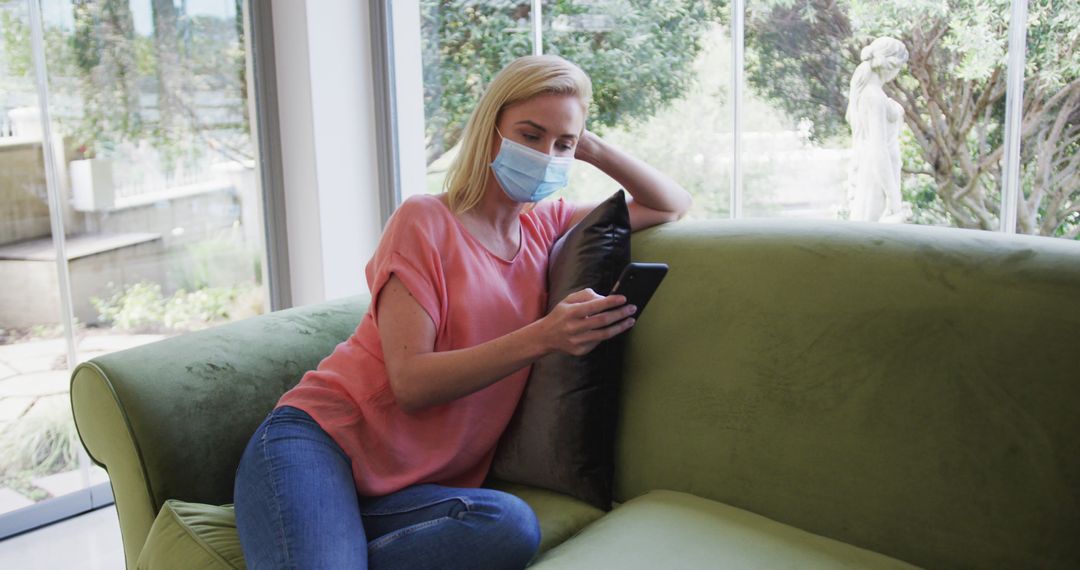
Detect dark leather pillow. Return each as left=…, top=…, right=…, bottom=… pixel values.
left=490, top=190, right=631, bottom=510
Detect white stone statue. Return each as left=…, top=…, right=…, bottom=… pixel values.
left=846, top=37, right=911, bottom=223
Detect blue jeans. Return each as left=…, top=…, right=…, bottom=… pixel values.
left=234, top=406, right=541, bottom=569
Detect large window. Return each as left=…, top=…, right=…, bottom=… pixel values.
left=743, top=1, right=1014, bottom=228
left=0, top=0, right=268, bottom=535
left=404, top=0, right=1076, bottom=241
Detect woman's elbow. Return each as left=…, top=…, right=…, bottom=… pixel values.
left=667, top=201, right=691, bottom=222
left=657, top=195, right=693, bottom=223
left=677, top=189, right=693, bottom=218
left=387, top=372, right=426, bottom=414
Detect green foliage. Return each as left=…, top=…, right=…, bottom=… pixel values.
left=1015, top=0, right=1080, bottom=92
left=0, top=6, right=30, bottom=77
left=0, top=0, right=249, bottom=165
left=0, top=397, right=81, bottom=482
left=420, top=0, right=727, bottom=163
left=745, top=0, right=854, bottom=142
left=92, top=281, right=166, bottom=332
left=899, top=127, right=949, bottom=226
left=161, top=286, right=242, bottom=331
left=91, top=281, right=257, bottom=333
left=562, top=24, right=734, bottom=218
left=545, top=0, right=727, bottom=131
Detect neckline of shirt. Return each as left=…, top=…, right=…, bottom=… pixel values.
left=424, top=194, right=524, bottom=265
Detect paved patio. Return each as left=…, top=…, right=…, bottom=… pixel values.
left=0, top=331, right=165, bottom=515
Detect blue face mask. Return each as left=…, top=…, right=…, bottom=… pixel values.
left=490, top=129, right=574, bottom=203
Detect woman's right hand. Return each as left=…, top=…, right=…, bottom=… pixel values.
left=539, top=289, right=637, bottom=356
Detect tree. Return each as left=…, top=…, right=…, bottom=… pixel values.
left=151, top=0, right=188, bottom=167
left=71, top=0, right=144, bottom=156
left=420, top=0, right=726, bottom=166
left=0, top=1, right=252, bottom=165
left=744, top=0, right=1080, bottom=238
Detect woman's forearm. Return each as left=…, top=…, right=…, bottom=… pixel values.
left=386, top=288, right=634, bottom=413
left=578, top=132, right=691, bottom=215
left=391, top=319, right=550, bottom=413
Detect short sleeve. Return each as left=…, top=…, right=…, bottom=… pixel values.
left=365, top=197, right=446, bottom=330
left=524, top=197, right=577, bottom=248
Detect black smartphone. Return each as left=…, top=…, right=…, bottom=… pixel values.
left=609, top=262, right=669, bottom=321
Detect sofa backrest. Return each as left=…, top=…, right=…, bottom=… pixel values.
left=71, top=294, right=367, bottom=568
left=614, top=219, right=1080, bottom=569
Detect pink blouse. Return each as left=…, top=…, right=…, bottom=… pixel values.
left=276, top=194, right=575, bottom=496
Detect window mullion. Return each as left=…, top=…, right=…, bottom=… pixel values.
left=532, top=0, right=543, bottom=56
left=731, top=0, right=745, bottom=219
left=999, top=0, right=1029, bottom=233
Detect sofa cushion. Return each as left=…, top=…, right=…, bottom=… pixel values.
left=136, top=500, right=244, bottom=569
left=135, top=483, right=602, bottom=569
left=530, top=490, right=921, bottom=569
left=486, top=479, right=606, bottom=554
left=492, top=190, right=631, bottom=510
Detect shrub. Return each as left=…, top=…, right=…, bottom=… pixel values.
left=92, top=281, right=263, bottom=333
left=0, top=397, right=81, bottom=483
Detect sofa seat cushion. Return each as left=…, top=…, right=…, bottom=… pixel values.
left=530, top=490, right=921, bottom=569
left=137, top=500, right=244, bottom=569
left=135, top=483, right=602, bottom=568
left=486, top=480, right=606, bottom=553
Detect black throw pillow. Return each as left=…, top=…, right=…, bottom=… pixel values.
left=490, top=190, right=631, bottom=510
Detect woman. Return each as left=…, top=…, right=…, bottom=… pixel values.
left=234, top=54, right=690, bottom=569
left=846, top=36, right=910, bottom=223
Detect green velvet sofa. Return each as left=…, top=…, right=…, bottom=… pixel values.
left=71, top=219, right=1080, bottom=569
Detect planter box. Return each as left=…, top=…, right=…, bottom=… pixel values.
left=70, top=158, right=115, bottom=212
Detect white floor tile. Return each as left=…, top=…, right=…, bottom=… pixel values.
left=31, top=468, right=110, bottom=499
left=0, top=505, right=125, bottom=570
left=0, top=490, right=34, bottom=517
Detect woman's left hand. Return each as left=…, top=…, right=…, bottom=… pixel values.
left=567, top=128, right=693, bottom=232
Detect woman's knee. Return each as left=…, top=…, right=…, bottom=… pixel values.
left=234, top=409, right=366, bottom=568
left=481, top=491, right=541, bottom=566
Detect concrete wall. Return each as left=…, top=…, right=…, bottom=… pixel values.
left=0, top=141, right=56, bottom=245
left=0, top=153, right=259, bottom=328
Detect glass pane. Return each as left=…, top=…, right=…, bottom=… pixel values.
left=1018, top=0, right=1079, bottom=239
left=743, top=0, right=1010, bottom=229
left=42, top=0, right=268, bottom=347
left=420, top=0, right=533, bottom=195
left=544, top=1, right=731, bottom=218
left=1, top=0, right=269, bottom=517
left=0, top=0, right=99, bottom=515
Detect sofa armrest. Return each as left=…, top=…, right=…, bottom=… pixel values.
left=70, top=294, right=369, bottom=569
left=71, top=362, right=158, bottom=569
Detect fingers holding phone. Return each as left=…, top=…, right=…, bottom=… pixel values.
left=541, top=262, right=668, bottom=356
left=609, top=263, right=668, bottom=321
left=543, top=288, right=636, bottom=356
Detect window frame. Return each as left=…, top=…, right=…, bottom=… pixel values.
left=384, top=0, right=1034, bottom=234
left=0, top=0, right=287, bottom=538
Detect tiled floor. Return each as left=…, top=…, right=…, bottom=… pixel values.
left=0, top=505, right=124, bottom=569
left=0, top=333, right=166, bottom=427
left=0, top=333, right=163, bottom=568
left=0, top=332, right=164, bottom=514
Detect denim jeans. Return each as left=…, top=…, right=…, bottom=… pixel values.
left=234, top=406, right=541, bottom=569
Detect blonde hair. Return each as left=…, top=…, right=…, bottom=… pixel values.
left=444, top=55, right=593, bottom=213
